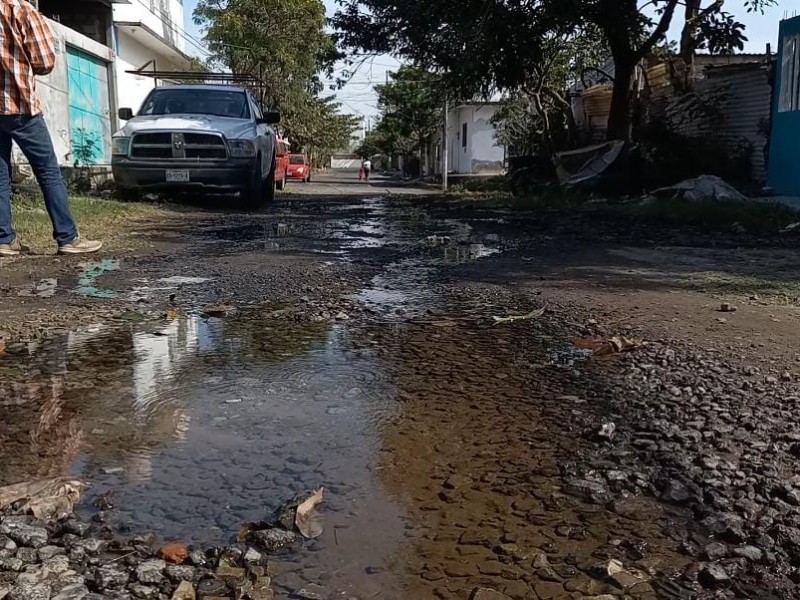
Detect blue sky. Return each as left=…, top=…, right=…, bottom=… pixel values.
left=182, top=0, right=787, bottom=119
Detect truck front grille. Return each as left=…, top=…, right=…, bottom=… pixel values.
left=130, top=132, right=227, bottom=160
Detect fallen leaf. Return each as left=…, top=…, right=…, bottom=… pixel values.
left=608, top=335, right=642, bottom=353
left=492, top=307, right=546, bottom=326
left=574, top=335, right=643, bottom=356
left=158, top=542, right=188, bottom=564
left=295, top=488, right=324, bottom=539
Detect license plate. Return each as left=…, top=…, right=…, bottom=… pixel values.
left=166, top=170, right=189, bottom=182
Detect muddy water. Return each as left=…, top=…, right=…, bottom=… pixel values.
left=0, top=198, right=695, bottom=599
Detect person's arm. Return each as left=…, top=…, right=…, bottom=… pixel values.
left=21, top=5, right=57, bottom=76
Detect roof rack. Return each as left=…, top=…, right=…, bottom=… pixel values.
left=126, top=67, right=261, bottom=86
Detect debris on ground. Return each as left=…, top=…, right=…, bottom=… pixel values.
left=272, top=489, right=325, bottom=539
left=18, top=278, right=57, bottom=298
left=158, top=542, right=188, bottom=564
left=718, top=303, right=737, bottom=313
left=294, top=488, right=325, bottom=539
left=554, top=140, right=626, bottom=188
left=781, top=221, right=800, bottom=233
left=574, top=335, right=643, bottom=355
left=491, top=307, right=545, bottom=326
left=202, top=303, right=236, bottom=318
left=651, top=175, right=747, bottom=203
left=596, top=421, right=617, bottom=441
left=0, top=478, right=87, bottom=520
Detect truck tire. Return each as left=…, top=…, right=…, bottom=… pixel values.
left=242, top=159, right=264, bottom=210
left=263, top=156, right=276, bottom=204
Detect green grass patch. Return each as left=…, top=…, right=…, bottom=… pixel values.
left=688, top=271, right=800, bottom=302
left=11, top=193, right=165, bottom=252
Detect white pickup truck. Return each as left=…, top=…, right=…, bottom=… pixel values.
left=111, top=85, right=280, bottom=208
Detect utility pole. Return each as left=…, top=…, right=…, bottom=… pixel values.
left=442, top=98, right=449, bottom=191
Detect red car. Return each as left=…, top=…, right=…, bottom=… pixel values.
left=275, top=139, right=290, bottom=190
left=287, top=154, right=311, bottom=183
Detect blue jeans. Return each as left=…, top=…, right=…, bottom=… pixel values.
left=0, top=115, right=77, bottom=245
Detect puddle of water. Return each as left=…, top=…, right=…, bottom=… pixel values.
left=0, top=200, right=698, bottom=597
left=77, top=258, right=120, bottom=299
left=0, top=310, right=409, bottom=597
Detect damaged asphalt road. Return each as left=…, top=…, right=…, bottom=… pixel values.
left=1, top=175, right=800, bottom=599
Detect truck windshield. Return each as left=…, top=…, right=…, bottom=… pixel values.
left=290, top=156, right=305, bottom=164
left=140, top=89, right=250, bottom=119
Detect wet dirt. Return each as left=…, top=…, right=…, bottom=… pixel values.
left=2, top=191, right=799, bottom=598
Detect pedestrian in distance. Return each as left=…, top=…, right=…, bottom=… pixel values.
left=362, top=158, right=372, bottom=182
left=358, top=160, right=365, bottom=181
left=0, top=0, right=102, bottom=257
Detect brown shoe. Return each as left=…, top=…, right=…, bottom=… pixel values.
left=58, top=236, right=103, bottom=255
left=0, top=239, right=27, bottom=257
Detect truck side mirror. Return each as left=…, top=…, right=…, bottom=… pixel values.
left=259, top=111, right=281, bottom=125
left=119, top=108, right=134, bottom=121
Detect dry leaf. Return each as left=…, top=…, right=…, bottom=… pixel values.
left=295, top=488, right=324, bottom=539
left=158, top=542, right=188, bottom=564
left=492, top=307, right=545, bottom=326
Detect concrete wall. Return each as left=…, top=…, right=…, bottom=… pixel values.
left=15, top=19, right=115, bottom=168
left=768, top=16, right=800, bottom=196
left=446, top=104, right=504, bottom=175
left=114, top=33, right=188, bottom=118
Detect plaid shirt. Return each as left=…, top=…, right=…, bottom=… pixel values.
left=0, top=0, right=56, bottom=115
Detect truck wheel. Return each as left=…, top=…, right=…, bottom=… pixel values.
left=242, top=160, right=264, bottom=210
left=263, top=157, right=276, bottom=204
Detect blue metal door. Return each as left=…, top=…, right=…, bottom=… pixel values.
left=768, top=16, right=800, bottom=196
left=66, top=47, right=110, bottom=165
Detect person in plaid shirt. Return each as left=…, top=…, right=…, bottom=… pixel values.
left=0, top=0, right=101, bottom=256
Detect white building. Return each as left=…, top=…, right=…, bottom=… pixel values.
left=430, top=100, right=506, bottom=177
left=113, top=0, right=194, bottom=116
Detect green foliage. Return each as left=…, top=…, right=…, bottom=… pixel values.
left=357, top=66, right=443, bottom=161
left=334, top=0, right=777, bottom=141
left=492, top=27, right=607, bottom=156
left=284, top=95, right=361, bottom=164
left=194, top=0, right=357, bottom=158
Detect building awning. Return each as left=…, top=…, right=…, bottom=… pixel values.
left=115, top=21, right=192, bottom=66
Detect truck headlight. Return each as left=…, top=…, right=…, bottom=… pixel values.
left=112, top=136, right=130, bottom=156
left=229, top=140, right=256, bottom=158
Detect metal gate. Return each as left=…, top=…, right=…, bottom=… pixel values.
left=66, top=46, right=110, bottom=165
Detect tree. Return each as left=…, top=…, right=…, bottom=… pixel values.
left=492, top=27, right=607, bottom=155
left=284, top=95, right=361, bottom=165
left=680, top=0, right=775, bottom=69
left=334, top=0, right=776, bottom=141
left=194, top=0, right=335, bottom=109
left=194, top=0, right=358, bottom=160
left=374, top=66, right=444, bottom=160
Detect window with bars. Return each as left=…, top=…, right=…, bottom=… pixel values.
left=779, top=34, right=800, bottom=113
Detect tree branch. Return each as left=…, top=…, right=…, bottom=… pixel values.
left=639, top=0, right=680, bottom=56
